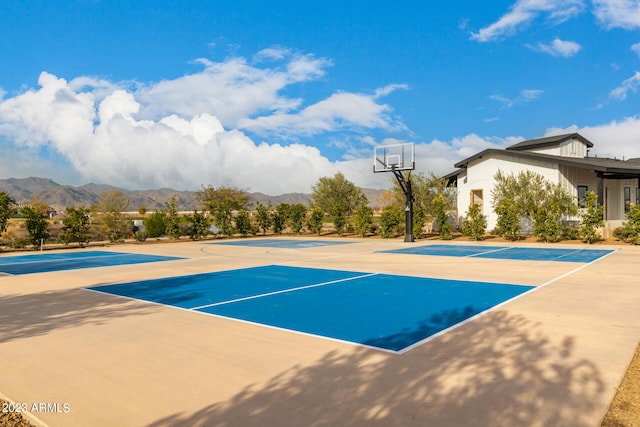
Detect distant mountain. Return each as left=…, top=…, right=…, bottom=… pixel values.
left=0, top=177, right=386, bottom=212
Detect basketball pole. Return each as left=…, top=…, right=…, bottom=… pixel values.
left=392, top=168, right=414, bottom=242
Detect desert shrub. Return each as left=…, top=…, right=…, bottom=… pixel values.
left=235, top=209, right=254, bottom=236
left=461, top=203, right=486, bottom=241
left=432, top=194, right=452, bottom=240
left=379, top=205, right=403, bottom=238
left=144, top=210, right=166, bottom=238
left=134, top=231, right=147, bottom=242
left=353, top=203, right=373, bottom=237
left=333, top=211, right=346, bottom=236
left=412, top=208, right=426, bottom=240
left=613, top=203, right=640, bottom=244
left=579, top=191, right=604, bottom=244
left=494, top=196, right=521, bottom=241
left=561, top=226, right=580, bottom=241
left=307, top=208, right=324, bottom=235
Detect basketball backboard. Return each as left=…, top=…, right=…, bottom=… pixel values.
left=373, top=143, right=415, bottom=173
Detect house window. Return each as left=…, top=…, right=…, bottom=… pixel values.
left=577, top=185, right=588, bottom=208
left=471, top=189, right=483, bottom=213
left=624, top=187, right=631, bottom=212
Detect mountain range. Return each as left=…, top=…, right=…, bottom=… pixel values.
left=0, top=177, right=386, bottom=212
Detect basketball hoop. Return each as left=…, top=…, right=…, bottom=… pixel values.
left=373, top=142, right=415, bottom=242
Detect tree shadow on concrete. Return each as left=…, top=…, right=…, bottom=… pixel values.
left=147, top=309, right=606, bottom=427
left=363, top=306, right=476, bottom=351
left=0, top=288, right=158, bottom=343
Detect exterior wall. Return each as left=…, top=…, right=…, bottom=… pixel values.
left=456, top=138, right=637, bottom=235
left=522, top=138, right=587, bottom=158
left=456, top=153, right=560, bottom=230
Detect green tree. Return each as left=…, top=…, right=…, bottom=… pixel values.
left=494, top=195, right=521, bottom=241
left=461, top=203, right=487, bottom=241
left=98, top=191, right=130, bottom=242
left=532, top=182, right=577, bottom=242
left=614, top=203, right=640, bottom=244
left=144, top=210, right=166, bottom=238
left=580, top=191, right=604, bottom=244
left=353, top=203, right=373, bottom=237
left=188, top=210, right=210, bottom=240
left=333, top=211, right=346, bottom=235
left=164, top=196, right=181, bottom=239
left=255, top=202, right=272, bottom=235
left=271, top=210, right=285, bottom=234
left=21, top=201, right=50, bottom=249
left=0, top=191, right=16, bottom=233
left=197, top=185, right=249, bottom=236
left=289, top=204, right=307, bottom=234
left=391, top=172, right=456, bottom=225
left=379, top=205, right=403, bottom=238
left=432, top=193, right=452, bottom=240
left=235, top=209, right=254, bottom=236
left=307, top=207, right=324, bottom=235
left=492, top=170, right=576, bottom=241
left=62, top=206, right=91, bottom=247
left=311, top=172, right=367, bottom=233
left=412, top=208, right=426, bottom=240
left=275, top=204, right=291, bottom=231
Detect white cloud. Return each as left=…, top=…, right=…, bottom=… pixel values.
left=592, top=0, right=640, bottom=29
left=527, top=38, right=582, bottom=56
left=490, top=89, right=543, bottom=108
left=471, top=0, right=585, bottom=42
left=0, top=52, right=410, bottom=194
left=239, top=89, right=408, bottom=138
left=609, top=71, right=640, bottom=100
left=632, top=42, right=640, bottom=57
left=546, top=116, right=640, bottom=158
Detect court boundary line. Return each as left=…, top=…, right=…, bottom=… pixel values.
left=83, top=285, right=400, bottom=355
left=190, top=272, right=379, bottom=310
left=397, top=247, right=619, bottom=354
left=82, top=247, right=619, bottom=355
left=465, top=246, right=511, bottom=257
left=0, top=252, right=128, bottom=266
left=0, top=252, right=180, bottom=266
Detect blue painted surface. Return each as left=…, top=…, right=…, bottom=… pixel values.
left=208, top=239, right=354, bottom=249
left=89, top=265, right=533, bottom=352
left=0, top=251, right=183, bottom=275
left=382, top=244, right=613, bottom=263
left=90, top=265, right=366, bottom=309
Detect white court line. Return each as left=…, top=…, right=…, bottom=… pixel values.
left=0, top=252, right=135, bottom=266
left=539, top=248, right=617, bottom=287
left=464, top=246, right=512, bottom=258
left=398, top=247, right=619, bottom=354
left=190, top=272, right=379, bottom=310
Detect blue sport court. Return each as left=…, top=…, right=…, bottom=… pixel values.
left=208, top=239, right=354, bottom=249
left=382, top=244, right=614, bottom=263
left=88, top=265, right=533, bottom=353
left=0, top=251, right=183, bottom=275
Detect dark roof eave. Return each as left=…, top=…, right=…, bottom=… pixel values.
left=454, top=149, right=640, bottom=174
left=506, top=132, right=594, bottom=151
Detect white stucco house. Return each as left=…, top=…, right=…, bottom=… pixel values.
left=445, top=133, right=640, bottom=235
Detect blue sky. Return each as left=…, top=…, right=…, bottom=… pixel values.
left=1, top=0, right=640, bottom=194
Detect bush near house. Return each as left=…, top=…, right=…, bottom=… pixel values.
left=461, top=203, right=486, bottom=241
left=613, top=203, right=640, bottom=244
left=580, top=191, right=604, bottom=244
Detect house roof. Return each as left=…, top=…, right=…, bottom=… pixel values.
left=451, top=149, right=640, bottom=177
left=445, top=133, right=640, bottom=181
left=505, top=132, right=594, bottom=151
